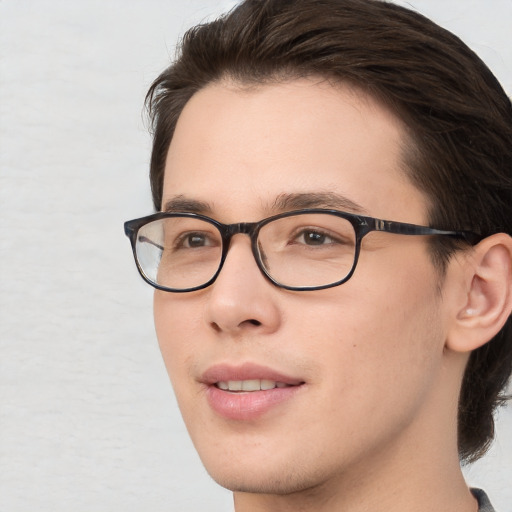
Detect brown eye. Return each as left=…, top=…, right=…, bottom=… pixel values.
left=302, top=231, right=329, bottom=245
left=184, top=233, right=208, bottom=248
left=294, top=229, right=337, bottom=246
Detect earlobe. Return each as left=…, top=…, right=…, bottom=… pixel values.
left=447, top=233, right=512, bottom=353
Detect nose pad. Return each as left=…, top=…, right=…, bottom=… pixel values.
left=204, top=237, right=281, bottom=335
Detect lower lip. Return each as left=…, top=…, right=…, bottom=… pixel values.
left=205, top=384, right=303, bottom=421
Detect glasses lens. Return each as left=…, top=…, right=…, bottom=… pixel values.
left=135, top=217, right=223, bottom=290
left=257, top=213, right=356, bottom=288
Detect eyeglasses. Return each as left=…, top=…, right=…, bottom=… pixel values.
left=124, top=209, right=482, bottom=292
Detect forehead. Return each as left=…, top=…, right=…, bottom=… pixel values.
left=163, top=78, right=428, bottom=224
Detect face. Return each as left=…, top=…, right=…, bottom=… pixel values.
left=154, top=78, right=451, bottom=496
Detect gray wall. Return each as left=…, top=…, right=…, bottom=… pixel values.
left=1, top=1, right=510, bottom=510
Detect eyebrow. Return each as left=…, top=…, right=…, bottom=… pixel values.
left=162, top=195, right=214, bottom=215
left=271, top=192, right=369, bottom=215
left=162, top=191, right=369, bottom=217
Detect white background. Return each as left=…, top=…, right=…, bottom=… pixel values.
left=0, top=1, right=511, bottom=510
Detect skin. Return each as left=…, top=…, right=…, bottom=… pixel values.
left=153, top=78, right=479, bottom=511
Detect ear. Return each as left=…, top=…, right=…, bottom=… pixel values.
left=446, top=233, right=512, bottom=353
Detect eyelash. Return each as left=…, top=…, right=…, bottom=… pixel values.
left=173, top=231, right=217, bottom=249
left=290, top=227, right=346, bottom=246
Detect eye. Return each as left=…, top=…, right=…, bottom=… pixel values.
left=294, top=229, right=337, bottom=246
left=175, top=231, right=218, bottom=249
left=185, top=233, right=208, bottom=247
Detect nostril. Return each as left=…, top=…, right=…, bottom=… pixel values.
left=210, top=322, right=222, bottom=333
left=210, top=318, right=261, bottom=332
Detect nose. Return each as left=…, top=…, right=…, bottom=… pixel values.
left=204, top=235, right=281, bottom=336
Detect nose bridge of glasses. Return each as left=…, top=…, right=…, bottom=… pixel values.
left=222, top=222, right=262, bottom=266
left=225, top=222, right=258, bottom=239
left=218, top=222, right=263, bottom=277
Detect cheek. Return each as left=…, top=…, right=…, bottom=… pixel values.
left=292, top=254, right=445, bottom=416
left=153, top=291, right=203, bottom=385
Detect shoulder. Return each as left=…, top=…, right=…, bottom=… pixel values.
left=471, top=488, right=497, bottom=512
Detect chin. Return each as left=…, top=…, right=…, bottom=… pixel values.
left=202, top=456, right=327, bottom=496
left=211, top=473, right=312, bottom=495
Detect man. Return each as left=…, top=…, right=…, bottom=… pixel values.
left=124, top=0, right=512, bottom=510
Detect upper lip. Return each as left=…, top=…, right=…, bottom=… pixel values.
left=200, top=362, right=305, bottom=386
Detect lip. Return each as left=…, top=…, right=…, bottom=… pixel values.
left=201, top=363, right=305, bottom=421
left=201, top=362, right=304, bottom=386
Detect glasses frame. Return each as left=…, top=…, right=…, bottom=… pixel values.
left=124, top=209, right=482, bottom=292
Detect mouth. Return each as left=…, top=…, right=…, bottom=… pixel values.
left=201, top=363, right=305, bottom=420
left=215, top=379, right=295, bottom=392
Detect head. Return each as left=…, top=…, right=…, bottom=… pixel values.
left=145, top=0, right=512, bottom=479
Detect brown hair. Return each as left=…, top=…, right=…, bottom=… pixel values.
left=145, top=0, right=512, bottom=462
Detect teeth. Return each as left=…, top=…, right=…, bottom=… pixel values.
left=242, top=379, right=260, bottom=391
left=260, top=379, right=275, bottom=390
left=216, top=380, right=290, bottom=391
left=229, top=380, right=242, bottom=391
